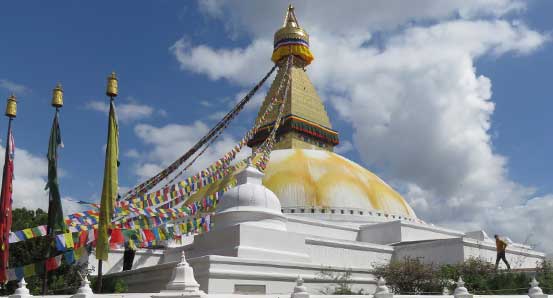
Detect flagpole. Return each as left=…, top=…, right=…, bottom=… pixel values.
left=97, top=72, right=119, bottom=293
left=42, top=83, right=65, bottom=295
left=0, top=94, right=16, bottom=284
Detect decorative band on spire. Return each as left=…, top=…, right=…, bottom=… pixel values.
left=271, top=41, right=314, bottom=65
left=271, top=5, right=314, bottom=65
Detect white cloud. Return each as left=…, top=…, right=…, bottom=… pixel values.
left=335, top=140, right=354, bottom=155
left=125, top=149, right=140, bottom=159
left=198, top=0, right=526, bottom=38
left=0, top=79, right=30, bottom=94
left=132, top=121, right=249, bottom=182
left=171, top=38, right=273, bottom=86
left=86, top=99, right=155, bottom=123
left=0, top=143, right=84, bottom=215
left=172, top=1, right=553, bottom=253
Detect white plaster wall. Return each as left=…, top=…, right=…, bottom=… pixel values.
left=89, top=248, right=164, bottom=275
left=285, top=215, right=359, bottom=241
left=399, top=224, right=462, bottom=242
left=393, top=238, right=465, bottom=264
left=189, top=255, right=377, bottom=294
left=358, top=221, right=463, bottom=245
left=305, top=237, right=392, bottom=268
left=358, top=221, right=401, bottom=244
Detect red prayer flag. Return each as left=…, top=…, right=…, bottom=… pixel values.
left=109, top=228, right=124, bottom=245
left=45, top=257, right=58, bottom=271
left=144, top=229, right=155, bottom=242
left=0, top=129, right=15, bottom=282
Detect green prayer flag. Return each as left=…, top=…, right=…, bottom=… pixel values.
left=96, top=101, right=119, bottom=261
left=46, top=111, right=66, bottom=234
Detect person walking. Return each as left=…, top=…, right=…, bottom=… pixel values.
left=495, top=234, right=511, bottom=270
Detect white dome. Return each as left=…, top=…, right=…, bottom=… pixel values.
left=215, top=165, right=287, bottom=231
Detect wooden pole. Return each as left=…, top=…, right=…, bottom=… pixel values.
left=96, top=259, right=103, bottom=293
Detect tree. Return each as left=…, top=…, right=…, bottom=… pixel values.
left=0, top=208, right=87, bottom=295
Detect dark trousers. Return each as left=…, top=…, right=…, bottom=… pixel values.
left=123, top=248, right=136, bottom=271
left=495, top=251, right=510, bottom=270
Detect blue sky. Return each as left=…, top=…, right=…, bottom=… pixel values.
left=1, top=1, right=552, bottom=250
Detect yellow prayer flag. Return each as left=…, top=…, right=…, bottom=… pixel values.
left=22, top=229, right=34, bottom=239
left=64, top=232, right=74, bottom=249
left=96, top=100, right=119, bottom=261
left=23, top=264, right=35, bottom=277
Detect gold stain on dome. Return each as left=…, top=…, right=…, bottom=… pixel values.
left=262, top=149, right=416, bottom=217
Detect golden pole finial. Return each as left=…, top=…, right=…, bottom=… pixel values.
left=106, top=71, right=118, bottom=98
left=51, top=82, right=64, bottom=108
left=5, top=94, right=17, bottom=118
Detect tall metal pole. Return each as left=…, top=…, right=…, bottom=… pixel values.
left=42, top=83, right=64, bottom=295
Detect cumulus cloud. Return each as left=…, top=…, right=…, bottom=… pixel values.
left=170, top=0, right=553, bottom=252
left=335, top=140, right=354, bottom=155
left=0, top=143, right=84, bottom=216
left=132, top=121, right=249, bottom=181
left=86, top=98, right=156, bottom=123
left=0, top=79, right=30, bottom=94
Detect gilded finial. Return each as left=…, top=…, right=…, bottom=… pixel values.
left=106, top=71, right=118, bottom=98
left=5, top=94, right=17, bottom=118
left=283, top=4, right=299, bottom=28
left=272, top=5, right=313, bottom=65
left=51, top=82, right=63, bottom=108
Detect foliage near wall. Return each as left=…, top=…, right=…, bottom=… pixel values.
left=373, top=257, right=553, bottom=295
left=0, top=208, right=87, bottom=295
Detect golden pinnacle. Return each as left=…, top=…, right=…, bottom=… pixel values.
left=51, top=82, right=64, bottom=108
left=5, top=94, right=17, bottom=118
left=106, top=71, right=118, bottom=98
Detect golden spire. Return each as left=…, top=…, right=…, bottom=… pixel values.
left=5, top=93, right=17, bottom=118
left=249, top=5, right=338, bottom=151
left=51, top=82, right=64, bottom=108
left=272, top=4, right=313, bottom=65
left=106, top=72, right=118, bottom=98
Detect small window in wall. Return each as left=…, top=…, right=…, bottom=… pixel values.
left=311, top=208, right=315, bottom=213
left=321, top=209, right=326, bottom=213
left=377, top=213, right=381, bottom=216
left=281, top=209, right=284, bottom=213
left=341, top=210, right=345, bottom=214
left=234, top=285, right=266, bottom=295
left=331, top=209, right=335, bottom=214
left=291, top=209, right=295, bottom=213
left=350, top=210, right=354, bottom=215
left=300, top=209, right=305, bottom=213
left=359, top=211, right=364, bottom=215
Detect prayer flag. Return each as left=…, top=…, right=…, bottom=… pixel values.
left=0, top=127, right=15, bottom=282
left=22, top=229, right=33, bottom=239
left=45, top=111, right=66, bottom=235
left=64, top=232, right=74, bottom=249
left=23, top=264, right=35, bottom=277
left=96, top=100, right=119, bottom=261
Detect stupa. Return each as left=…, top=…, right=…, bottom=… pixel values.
left=93, top=5, right=545, bottom=295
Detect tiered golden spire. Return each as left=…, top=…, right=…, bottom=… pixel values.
left=271, top=4, right=313, bottom=66
left=250, top=5, right=338, bottom=151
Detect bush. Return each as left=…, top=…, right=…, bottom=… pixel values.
left=373, top=257, right=446, bottom=294
left=317, top=268, right=361, bottom=295
left=89, top=276, right=128, bottom=294
left=373, top=257, right=553, bottom=295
